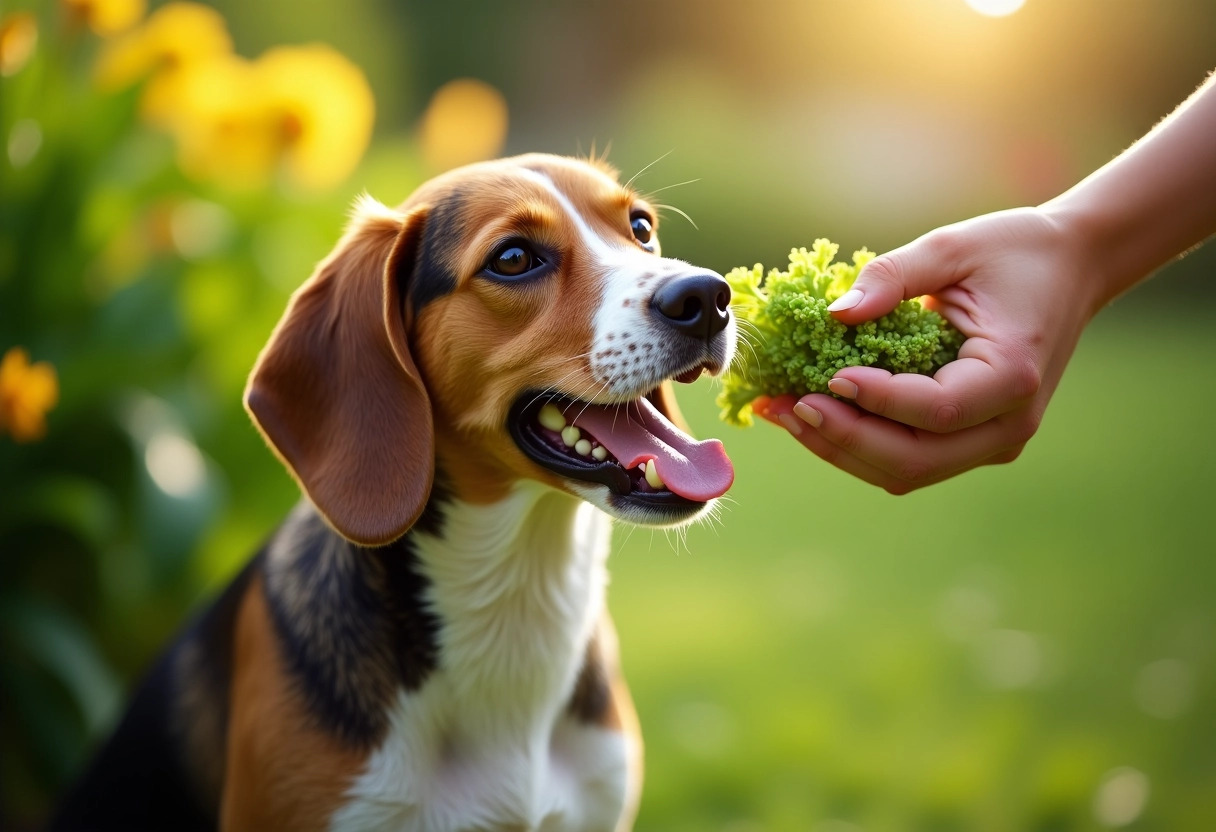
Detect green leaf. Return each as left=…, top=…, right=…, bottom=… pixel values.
left=1, top=596, right=123, bottom=737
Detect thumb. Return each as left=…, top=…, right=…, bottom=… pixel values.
left=828, top=232, right=963, bottom=325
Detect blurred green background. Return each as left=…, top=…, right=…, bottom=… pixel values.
left=2, top=0, right=1214, bottom=829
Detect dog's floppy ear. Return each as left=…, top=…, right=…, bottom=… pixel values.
left=245, top=198, right=432, bottom=546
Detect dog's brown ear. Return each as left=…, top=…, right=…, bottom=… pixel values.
left=245, top=199, right=433, bottom=546
left=647, top=382, right=692, bottom=435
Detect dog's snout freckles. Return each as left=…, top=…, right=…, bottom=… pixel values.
left=590, top=261, right=736, bottom=397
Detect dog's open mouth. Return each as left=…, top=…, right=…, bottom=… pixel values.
left=508, top=389, right=734, bottom=508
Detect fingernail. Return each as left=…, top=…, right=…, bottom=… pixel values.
left=778, top=413, right=803, bottom=436
left=793, top=402, right=822, bottom=428
left=828, top=378, right=858, bottom=399
left=827, top=288, right=863, bottom=312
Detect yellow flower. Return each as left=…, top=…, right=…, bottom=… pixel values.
left=163, top=53, right=278, bottom=188
left=94, top=3, right=372, bottom=191
left=253, top=45, right=375, bottom=191
left=0, top=348, right=59, bottom=443
left=169, top=45, right=375, bottom=191
left=0, top=12, right=38, bottom=77
left=63, top=0, right=146, bottom=37
left=94, top=1, right=232, bottom=124
left=418, top=78, right=509, bottom=172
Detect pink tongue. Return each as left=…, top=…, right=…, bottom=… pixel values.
left=567, top=398, right=734, bottom=502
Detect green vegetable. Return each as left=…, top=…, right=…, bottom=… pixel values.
left=718, top=239, right=965, bottom=426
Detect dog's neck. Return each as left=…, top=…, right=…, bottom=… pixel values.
left=409, top=481, right=612, bottom=739
left=265, top=480, right=614, bottom=751
left=324, top=484, right=622, bottom=831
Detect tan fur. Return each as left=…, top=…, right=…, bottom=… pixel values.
left=234, top=155, right=691, bottom=830
left=403, top=156, right=663, bottom=505
left=398, top=158, right=657, bottom=824
left=248, top=153, right=671, bottom=517
left=220, top=575, right=365, bottom=832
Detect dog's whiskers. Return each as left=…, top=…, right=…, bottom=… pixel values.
left=641, top=178, right=701, bottom=199
left=623, top=150, right=674, bottom=192
left=654, top=203, right=698, bottom=230
left=574, top=379, right=613, bottom=423
left=522, top=355, right=597, bottom=412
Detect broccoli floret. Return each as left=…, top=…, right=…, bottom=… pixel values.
left=718, top=239, right=964, bottom=426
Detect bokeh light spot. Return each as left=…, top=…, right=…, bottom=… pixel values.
left=1093, top=767, right=1150, bottom=827
left=1133, top=658, right=1193, bottom=720
left=170, top=199, right=233, bottom=260
left=418, top=78, right=509, bottom=172
left=964, top=0, right=1026, bottom=16
left=7, top=118, right=42, bottom=167
left=973, top=629, right=1043, bottom=689
left=937, top=583, right=999, bottom=641
left=145, top=431, right=206, bottom=498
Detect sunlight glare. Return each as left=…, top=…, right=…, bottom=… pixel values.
left=964, top=0, right=1025, bottom=17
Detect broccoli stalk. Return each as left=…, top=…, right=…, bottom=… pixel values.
left=718, top=239, right=964, bottom=426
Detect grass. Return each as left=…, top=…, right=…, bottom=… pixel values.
left=609, top=308, right=1216, bottom=831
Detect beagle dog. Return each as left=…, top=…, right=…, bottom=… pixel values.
left=51, top=153, right=736, bottom=832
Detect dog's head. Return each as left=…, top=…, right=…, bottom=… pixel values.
left=245, top=153, right=735, bottom=545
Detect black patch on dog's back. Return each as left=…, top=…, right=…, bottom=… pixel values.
left=407, top=190, right=465, bottom=314
left=47, top=651, right=214, bottom=832
left=264, top=485, right=448, bottom=748
left=48, top=556, right=262, bottom=831
left=171, top=553, right=261, bottom=805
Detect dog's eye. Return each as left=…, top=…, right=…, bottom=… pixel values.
left=486, top=240, right=544, bottom=279
left=630, top=214, right=654, bottom=248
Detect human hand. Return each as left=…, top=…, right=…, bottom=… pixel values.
left=753, top=206, right=1103, bottom=493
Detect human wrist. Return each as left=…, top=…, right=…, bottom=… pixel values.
left=1034, top=197, right=1125, bottom=320
left=1038, top=73, right=1216, bottom=315
left=1021, top=198, right=1113, bottom=321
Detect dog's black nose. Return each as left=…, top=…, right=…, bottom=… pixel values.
left=651, top=273, right=731, bottom=340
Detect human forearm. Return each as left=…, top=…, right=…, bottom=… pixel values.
left=768, top=71, right=1216, bottom=492
left=1041, top=71, right=1216, bottom=314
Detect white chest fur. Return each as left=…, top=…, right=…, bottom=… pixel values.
left=327, top=484, right=633, bottom=832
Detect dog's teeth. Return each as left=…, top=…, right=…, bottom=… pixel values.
left=561, top=426, right=581, bottom=447
left=591, top=445, right=608, bottom=461
left=644, top=459, right=665, bottom=489
left=538, top=403, right=566, bottom=432
left=575, top=439, right=592, bottom=456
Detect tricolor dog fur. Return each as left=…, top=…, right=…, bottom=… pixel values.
left=52, top=154, right=737, bottom=832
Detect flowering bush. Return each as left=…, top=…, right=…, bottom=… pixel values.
left=95, top=2, right=374, bottom=191
left=0, top=1, right=398, bottom=824
left=1, top=0, right=514, bottom=818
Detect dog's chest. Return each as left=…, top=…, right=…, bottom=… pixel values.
left=326, top=488, right=631, bottom=832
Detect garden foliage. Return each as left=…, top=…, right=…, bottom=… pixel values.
left=0, top=2, right=377, bottom=821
